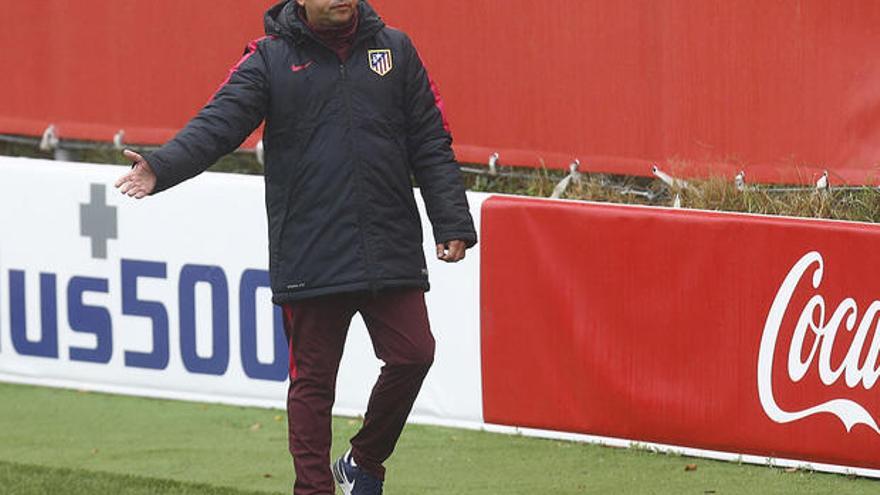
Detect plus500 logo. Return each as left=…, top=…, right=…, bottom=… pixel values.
left=4, top=259, right=287, bottom=382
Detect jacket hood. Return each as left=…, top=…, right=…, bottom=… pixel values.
left=264, top=0, right=384, bottom=43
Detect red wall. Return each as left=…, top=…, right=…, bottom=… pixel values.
left=3, top=1, right=880, bottom=184
left=0, top=0, right=276, bottom=148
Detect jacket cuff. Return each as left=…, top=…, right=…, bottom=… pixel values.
left=143, top=151, right=173, bottom=195
left=436, top=231, right=478, bottom=249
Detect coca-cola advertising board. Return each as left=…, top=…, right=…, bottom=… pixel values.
left=481, top=195, right=880, bottom=470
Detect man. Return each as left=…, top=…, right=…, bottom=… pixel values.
left=114, top=0, right=477, bottom=493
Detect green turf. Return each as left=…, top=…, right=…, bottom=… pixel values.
left=0, top=461, right=267, bottom=495
left=0, top=382, right=878, bottom=494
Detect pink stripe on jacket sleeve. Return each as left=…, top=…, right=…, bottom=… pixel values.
left=428, top=76, right=451, bottom=134
left=207, top=35, right=272, bottom=104
left=400, top=30, right=453, bottom=135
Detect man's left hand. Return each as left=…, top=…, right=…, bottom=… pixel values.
left=436, top=240, right=467, bottom=263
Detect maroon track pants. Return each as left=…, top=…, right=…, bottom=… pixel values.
left=282, top=287, right=435, bottom=495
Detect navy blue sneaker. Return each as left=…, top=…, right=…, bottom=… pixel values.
left=331, top=449, right=384, bottom=495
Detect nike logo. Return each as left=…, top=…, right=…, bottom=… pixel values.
left=291, top=61, right=313, bottom=73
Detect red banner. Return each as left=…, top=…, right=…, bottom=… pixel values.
left=0, top=0, right=276, bottom=148
left=3, top=1, right=880, bottom=183
left=481, top=196, right=880, bottom=469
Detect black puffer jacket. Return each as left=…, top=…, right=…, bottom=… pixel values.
left=146, top=0, right=477, bottom=304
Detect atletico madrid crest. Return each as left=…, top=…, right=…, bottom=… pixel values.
left=368, top=49, right=393, bottom=76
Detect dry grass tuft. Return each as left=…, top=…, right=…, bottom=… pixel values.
left=4, top=140, right=880, bottom=225
left=465, top=167, right=880, bottom=224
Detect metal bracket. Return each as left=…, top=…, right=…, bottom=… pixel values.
left=652, top=164, right=689, bottom=189
left=550, top=159, right=582, bottom=199
left=255, top=140, right=265, bottom=166
left=734, top=170, right=758, bottom=192
left=39, top=124, right=59, bottom=151
left=735, top=170, right=746, bottom=192
left=815, top=170, right=830, bottom=193
left=112, top=129, right=126, bottom=150
left=569, top=159, right=582, bottom=184
left=488, top=152, right=500, bottom=176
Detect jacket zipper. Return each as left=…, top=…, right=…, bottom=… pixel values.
left=340, top=62, right=378, bottom=295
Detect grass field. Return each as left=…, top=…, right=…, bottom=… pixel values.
left=0, top=382, right=878, bottom=494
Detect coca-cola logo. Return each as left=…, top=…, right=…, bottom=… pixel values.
left=758, top=251, right=880, bottom=434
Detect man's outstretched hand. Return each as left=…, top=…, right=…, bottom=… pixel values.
left=115, top=149, right=157, bottom=199
left=436, top=240, right=467, bottom=263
